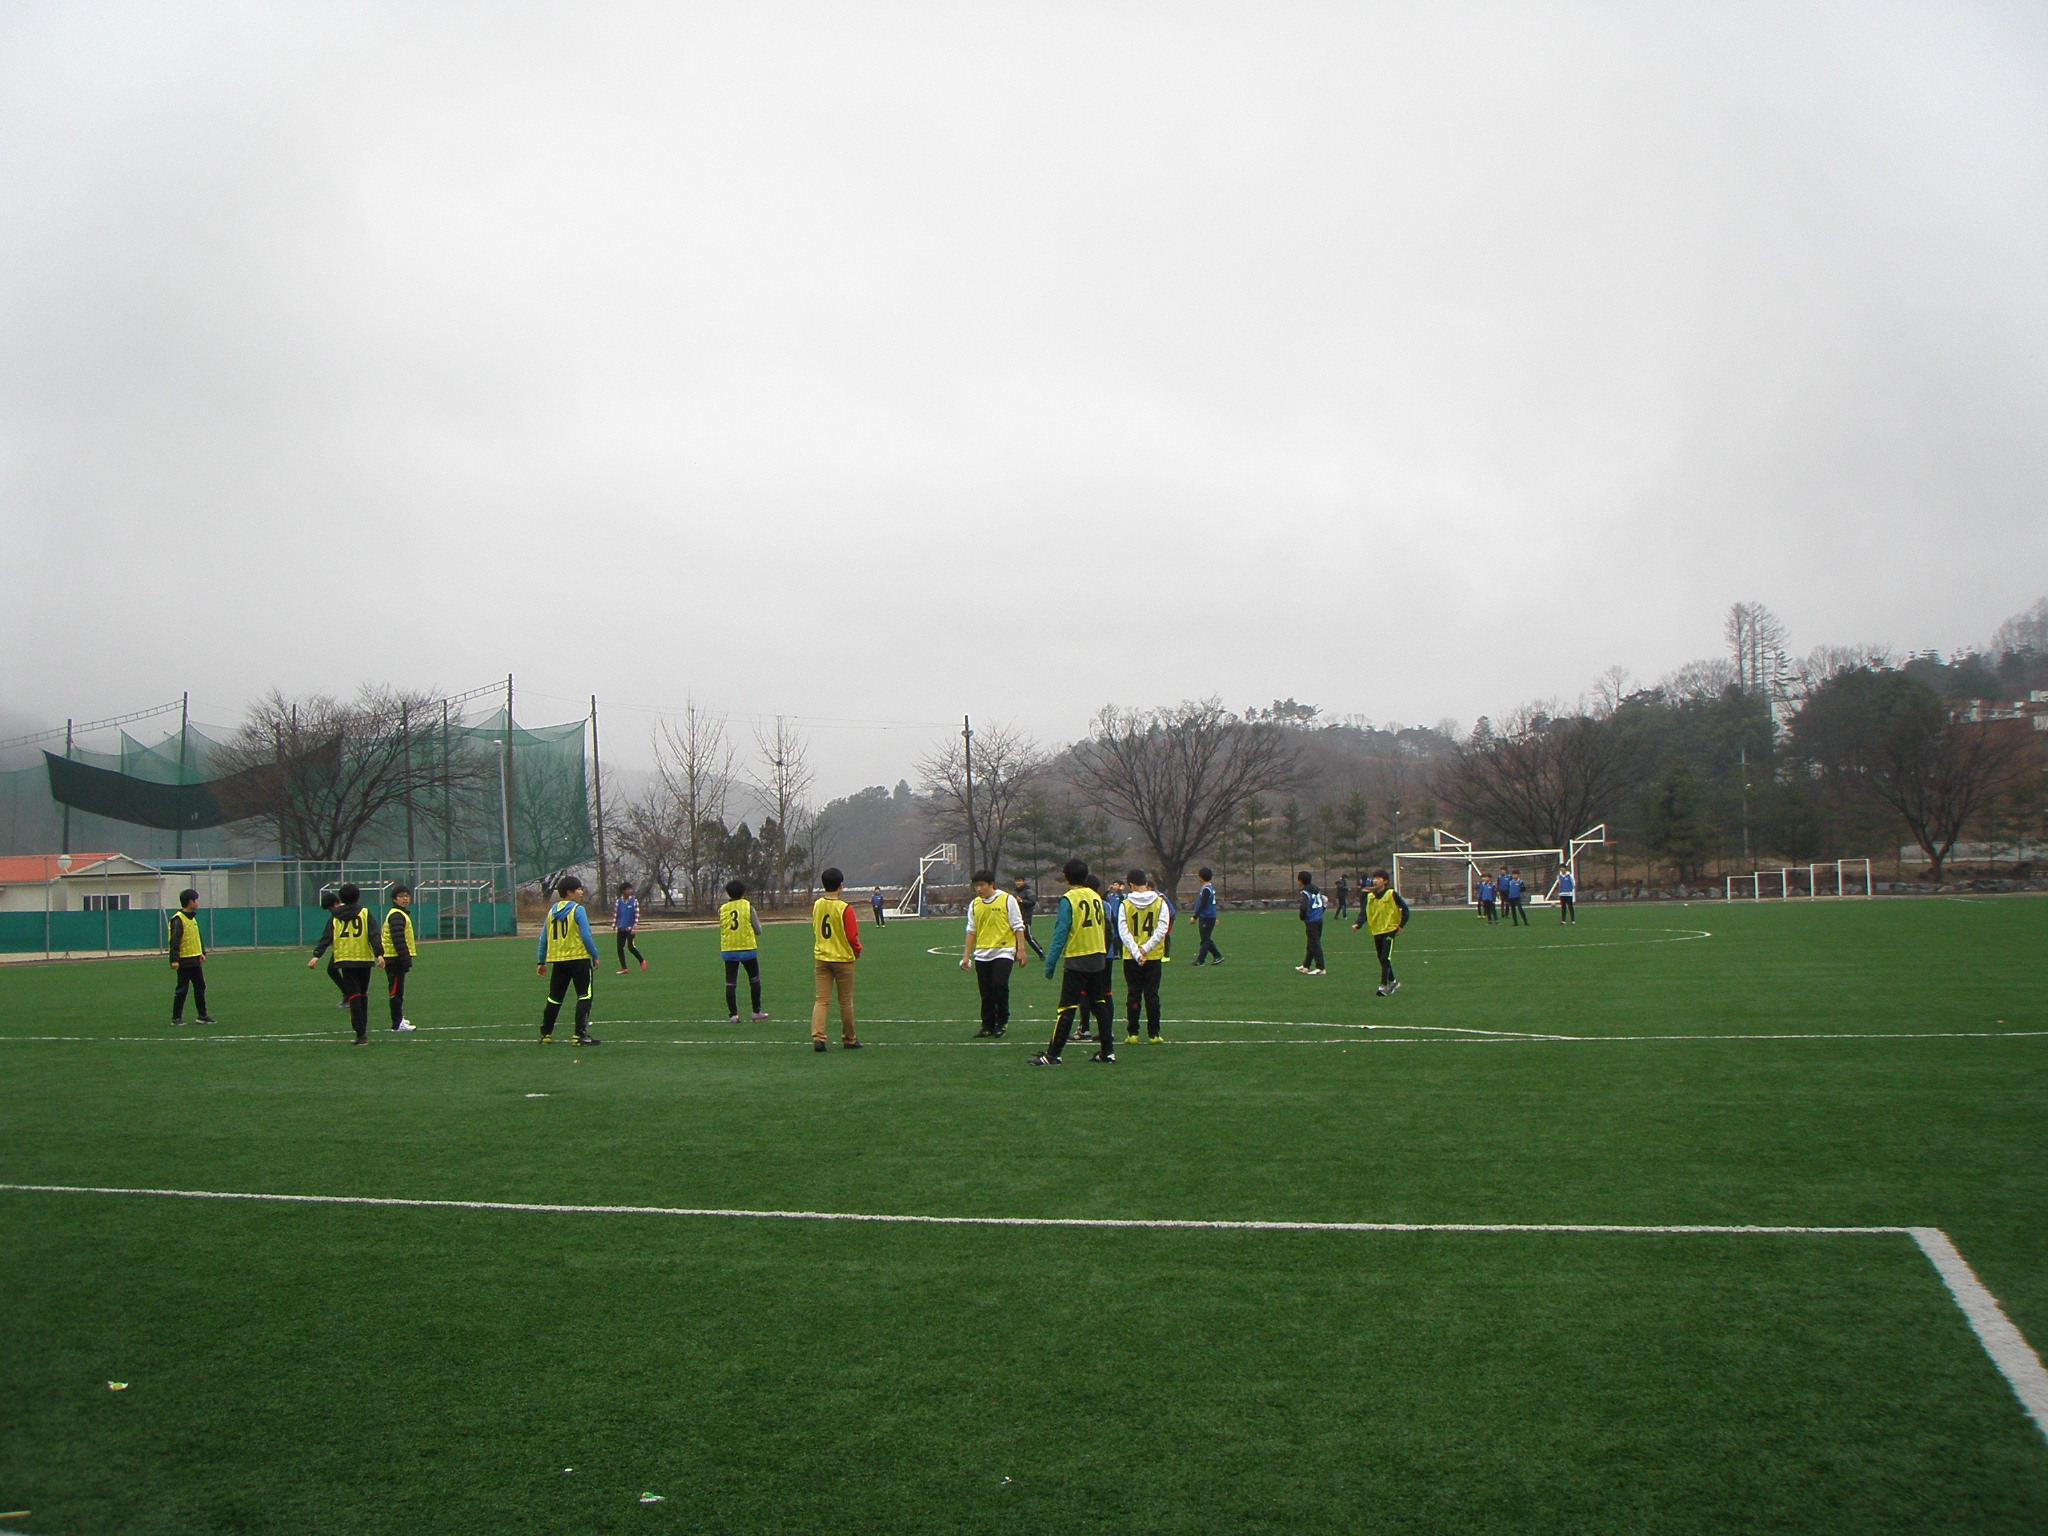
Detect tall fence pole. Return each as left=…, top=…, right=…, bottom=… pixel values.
left=590, top=696, right=608, bottom=902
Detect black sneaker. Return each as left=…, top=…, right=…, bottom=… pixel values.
left=842, top=1040, right=861, bottom=1050
left=991, top=1027, right=1007, bottom=1038
left=972, top=1028, right=998, bottom=1039
left=197, top=1015, right=217, bottom=1025
left=1027, top=1053, right=1060, bottom=1066
left=170, top=1018, right=186, bottom=1027
left=353, top=1034, right=368, bottom=1045
left=1386, top=979, right=1401, bottom=995
left=1089, top=1052, right=1115, bottom=1063
left=574, top=1035, right=602, bottom=1047
left=1375, top=985, right=1389, bottom=997
left=814, top=1041, right=829, bottom=1052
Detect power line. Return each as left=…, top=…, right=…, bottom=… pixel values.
left=521, top=689, right=951, bottom=732
left=0, top=699, right=185, bottom=753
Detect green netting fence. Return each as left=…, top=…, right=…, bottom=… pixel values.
left=0, top=859, right=516, bottom=957
left=1, top=706, right=593, bottom=885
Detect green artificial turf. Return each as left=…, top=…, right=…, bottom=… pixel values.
left=3, top=898, right=2046, bottom=1533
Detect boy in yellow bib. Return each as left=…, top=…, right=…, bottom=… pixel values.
left=960, top=869, right=1026, bottom=1038
left=536, top=876, right=602, bottom=1045
left=167, top=887, right=215, bottom=1026
left=309, top=881, right=385, bottom=1043
left=719, top=879, right=769, bottom=1023
left=1354, top=868, right=1412, bottom=996
left=1029, top=857, right=1115, bottom=1065
left=383, top=884, right=419, bottom=1031
left=810, top=866, right=862, bottom=1051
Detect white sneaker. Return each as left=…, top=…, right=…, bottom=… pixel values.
left=1294, top=965, right=1310, bottom=974
left=393, top=1020, right=416, bottom=1032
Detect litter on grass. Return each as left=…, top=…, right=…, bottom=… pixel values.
left=107, top=1382, right=127, bottom=1391
left=639, top=1492, right=665, bottom=1504
left=526, top=1093, right=550, bottom=1098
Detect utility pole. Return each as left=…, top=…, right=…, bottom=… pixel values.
left=441, top=699, right=453, bottom=863
left=175, top=692, right=189, bottom=859
left=1739, top=746, right=1752, bottom=867
left=961, top=714, right=978, bottom=872
left=502, top=674, right=516, bottom=893
left=590, top=695, right=608, bottom=902
left=61, top=719, right=72, bottom=856
left=401, top=698, right=416, bottom=867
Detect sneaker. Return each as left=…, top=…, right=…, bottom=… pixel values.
left=393, top=1020, right=416, bottom=1032
left=540, top=1033, right=554, bottom=1044
left=196, top=1015, right=218, bottom=1025
left=1294, top=965, right=1310, bottom=974
left=1027, top=1054, right=1060, bottom=1066
left=639, top=960, right=648, bottom=972
left=1126, top=1031, right=1140, bottom=1042
left=1387, top=979, right=1401, bottom=994
left=972, top=1028, right=998, bottom=1039
left=1310, top=969, right=1327, bottom=976
left=842, top=1040, right=861, bottom=1050
left=814, top=1040, right=829, bottom=1052
left=1211, top=956, right=1224, bottom=965
left=353, top=1034, right=368, bottom=1045
left=991, top=1028, right=1007, bottom=1038
left=170, top=1018, right=186, bottom=1027
left=616, top=968, right=631, bottom=976
left=574, top=1035, right=602, bottom=1047
left=1088, top=1052, right=1115, bottom=1063
left=335, top=999, right=348, bottom=1010
left=728, top=1014, right=742, bottom=1024
left=751, top=1012, right=770, bottom=1022
left=1148, top=1032, right=1164, bottom=1042
left=1375, top=985, right=1389, bottom=997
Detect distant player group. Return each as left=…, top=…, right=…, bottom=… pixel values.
left=162, top=851, right=1574, bottom=1051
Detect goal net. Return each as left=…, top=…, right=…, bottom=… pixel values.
left=1392, top=849, right=1563, bottom=907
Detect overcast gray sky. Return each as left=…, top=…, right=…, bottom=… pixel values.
left=4, top=2, right=2045, bottom=796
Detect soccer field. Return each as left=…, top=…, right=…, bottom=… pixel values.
left=3, top=898, right=2046, bottom=1534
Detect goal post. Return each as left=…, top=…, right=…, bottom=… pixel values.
left=1392, top=825, right=1608, bottom=910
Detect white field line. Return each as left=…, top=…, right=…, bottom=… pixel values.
left=5, top=1028, right=2042, bottom=1048
left=925, top=930, right=1713, bottom=961
left=1910, top=1227, right=2048, bottom=1439
left=3, top=1180, right=2043, bottom=1439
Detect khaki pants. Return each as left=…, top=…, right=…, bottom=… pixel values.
left=812, top=960, right=857, bottom=1043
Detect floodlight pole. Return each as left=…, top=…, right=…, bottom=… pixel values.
left=961, top=715, right=978, bottom=872
left=176, top=692, right=189, bottom=859
left=61, top=719, right=72, bottom=855
left=401, top=699, right=416, bottom=867
left=502, top=675, right=516, bottom=899
left=590, top=695, right=608, bottom=902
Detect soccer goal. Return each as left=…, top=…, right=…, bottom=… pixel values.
left=1806, top=858, right=1874, bottom=898
left=893, top=844, right=959, bottom=918
left=1393, top=826, right=1607, bottom=908
left=1726, top=869, right=1795, bottom=901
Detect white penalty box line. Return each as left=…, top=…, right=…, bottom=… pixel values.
left=3, top=1182, right=2045, bottom=1443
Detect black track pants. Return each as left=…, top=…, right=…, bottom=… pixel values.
left=1122, top=958, right=1162, bottom=1036
left=542, top=959, right=595, bottom=1036
left=974, top=957, right=1013, bottom=1030
left=724, top=955, right=761, bottom=1016
left=171, top=960, right=207, bottom=1020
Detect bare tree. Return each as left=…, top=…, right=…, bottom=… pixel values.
left=654, top=703, right=734, bottom=913
left=609, top=778, right=688, bottom=907
left=1991, top=597, right=2048, bottom=656
left=513, top=745, right=594, bottom=895
left=1067, top=700, right=1298, bottom=900
left=1790, top=668, right=2038, bottom=881
left=1726, top=601, right=1791, bottom=699
left=916, top=720, right=1046, bottom=874
left=217, top=686, right=482, bottom=860
left=1437, top=706, right=1657, bottom=850
left=1656, top=657, right=1740, bottom=702
left=749, top=715, right=814, bottom=904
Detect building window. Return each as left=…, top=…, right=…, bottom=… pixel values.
left=81, top=894, right=132, bottom=911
